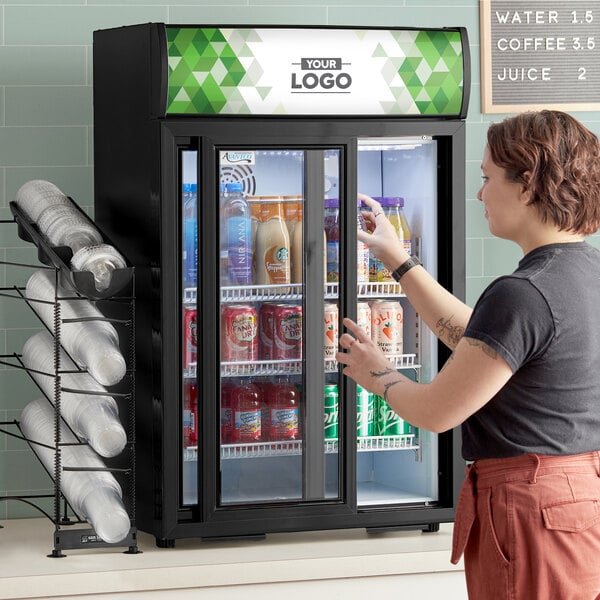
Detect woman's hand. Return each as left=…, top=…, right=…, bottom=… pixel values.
left=358, top=193, right=409, bottom=269
left=336, top=316, right=401, bottom=397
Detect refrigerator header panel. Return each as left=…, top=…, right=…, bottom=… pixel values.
left=165, top=26, right=469, bottom=117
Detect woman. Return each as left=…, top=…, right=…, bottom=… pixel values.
left=337, top=110, right=600, bottom=599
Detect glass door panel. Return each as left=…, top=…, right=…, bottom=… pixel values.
left=181, top=149, right=199, bottom=506
left=217, top=148, right=341, bottom=506
left=356, top=136, right=439, bottom=507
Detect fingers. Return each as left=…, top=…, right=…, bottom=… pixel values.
left=341, top=317, right=371, bottom=343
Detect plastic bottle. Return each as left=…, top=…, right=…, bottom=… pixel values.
left=267, top=377, right=300, bottom=441
left=20, top=398, right=130, bottom=544
left=254, top=197, right=291, bottom=286
left=372, top=197, right=412, bottom=281
left=182, top=379, right=198, bottom=447
left=220, top=381, right=235, bottom=444
left=182, top=182, right=198, bottom=288
left=231, top=379, right=263, bottom=443
left=291, top=202, right=303, bottom=284
left=324, top=198, right=340, bottom=282
left=26, top=269, right=127, bottom=387
left=22, top=331, right=127, bottom=458
left=357, top=199, right=369, bottom=284
left=222, top=181, right=252, bottom=285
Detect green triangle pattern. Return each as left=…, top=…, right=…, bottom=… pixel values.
left=384, top=29, right=464, bottom=115
left=167, top=27, right=259, bottom=114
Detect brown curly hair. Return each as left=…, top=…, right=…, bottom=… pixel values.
left=486, top=110, right=600, bottom=235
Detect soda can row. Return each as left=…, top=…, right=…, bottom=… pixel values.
left=221, top=303, right=302, bottom=362
left=324, top=384, right=413, bottom=440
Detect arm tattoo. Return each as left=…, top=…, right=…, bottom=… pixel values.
left=465, top=337, right=498, bottom=359
left=369, top=367, right=396, bottom=378
left=436, top=315, right=465, bottom=346
left=383, top=378, right=404, bottom=404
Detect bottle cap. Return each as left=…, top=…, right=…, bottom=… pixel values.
left=324, top=198, right=339, bottom=208
left=373, top=196, right=404, bottom=207
left=226, top=182, right=243, bottom=193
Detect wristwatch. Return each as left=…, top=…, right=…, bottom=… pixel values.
left=391, top=255, right=422, bottom=282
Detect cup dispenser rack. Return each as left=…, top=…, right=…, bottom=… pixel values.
left=0, top=207, right=139, bottom=556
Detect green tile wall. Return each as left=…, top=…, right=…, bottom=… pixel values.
left=1, top=1, right=599, bottom=520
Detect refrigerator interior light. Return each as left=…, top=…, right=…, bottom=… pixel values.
left=358, top=136, right=433, bottom=152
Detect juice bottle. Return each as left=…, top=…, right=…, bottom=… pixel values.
left=324, top=198, right=339, bottom=282
left=291, top=200, right=303, bottom=283
left=254, top=197, right=291, bottom=285
left=267, top=377, right=300, bottom=441
left=357, top=199, right=369, bottom=284
left=231, top=379, right=263, bottom=443
left=373, top=197, right=412, bottom=281
left=220, top=381, right=234, bottom=444
left=183, top=380, right=198, bottom=447
left=283, top=195, right=301, bottom=240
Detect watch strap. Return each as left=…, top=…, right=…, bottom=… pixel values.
left=391, top=255, right=421, bottom=282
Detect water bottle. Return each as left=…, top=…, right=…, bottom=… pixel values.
left=222, top=181, right=252, bottom=285
left=20, top=398, right=131, bottom=544
left=22, top=331, right=127, bottom=458
left=26, top=270, right=127, bottom=386
left=182, top=182, right=198, bottom=287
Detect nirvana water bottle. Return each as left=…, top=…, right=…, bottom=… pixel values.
left=26, top=270, right=127, bottom=386
left=182, top=182, right=198, bottom=288
left=22, top=331, right=127, bottom=458
left=20, top=398, right=131, bottom=544
left=222, top=182, right=252, bottom=285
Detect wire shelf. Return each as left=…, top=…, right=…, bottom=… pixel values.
left=182, top=433, right=418, bottom=461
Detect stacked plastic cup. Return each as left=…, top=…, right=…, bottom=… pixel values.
left=20, top=398, right=131, bottom=544
left=22, top=330, right=127, bottom=458
left=14, top=179, right=127, bottom=292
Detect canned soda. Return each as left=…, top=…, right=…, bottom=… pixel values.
left=371, top=300, right=403, bottom=356
left=221, top=304, right=258, bottom=362
left=183, top=308, right=197, bottom=370
left=324, top=384, right=339, bottom=440
left=376, top=396, right=403, bottom=436
left=183, top=380, right=198, bottom=447
left=356, top=385, right=375, bottom=437
left=356, top=302, right=371, bottom=338
left=259, top=302, right=277, bottom=360
left=324, top=302, right=339, bottom=359
left=273, top=303, right=302, bottom=360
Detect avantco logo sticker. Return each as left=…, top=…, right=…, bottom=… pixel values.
left=220, top=151, right=256, bottom=165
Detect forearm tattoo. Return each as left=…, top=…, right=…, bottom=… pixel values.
left=436, top=315, right=465, bottom=346
left=369, top=367, right=396, bottom=378
left=465, top=336, right=498, bottom=359
left=383, top=378, right=404, bottom=404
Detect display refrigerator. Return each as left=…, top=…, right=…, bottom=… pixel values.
left=93, top=23, right=470, bottom=546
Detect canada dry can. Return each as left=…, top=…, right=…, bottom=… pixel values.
left=259, top=302, right=277, bottom=360
left=324, top=302, right=339, bottom=359
left=273, top=303, right=303, bottom=360
left=324, top=384, right=339, bottom=440
left=376, top=396, right=403, bottom=436
left=221, top=304, right=259, bottom=362
left=371, top=300, right=403, bottom=356
left=356, top=385, right=375, bottom=437
left=183, top=307, right=197, bottom=370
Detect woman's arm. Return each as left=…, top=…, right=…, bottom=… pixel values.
left=359, top=193, right=472, bottom=350
left=336, top=317, right=513, bottom=432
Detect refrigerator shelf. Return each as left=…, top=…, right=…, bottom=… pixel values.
left=182, top=354, right=419, bottom=379
left=181, top=281, right=406, bottom=306
left=182, top=434, right=418, bottom=461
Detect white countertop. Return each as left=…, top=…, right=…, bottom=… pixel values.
left=0, top=518, right=464, bottom=599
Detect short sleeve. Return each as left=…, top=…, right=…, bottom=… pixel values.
left=464, top=277, right=555, bottom=373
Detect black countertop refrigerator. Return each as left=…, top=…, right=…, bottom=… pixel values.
left=93, top=23, right=470, bottom=546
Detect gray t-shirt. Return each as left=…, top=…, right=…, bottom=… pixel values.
left=461, top=242, right=600, bottom=460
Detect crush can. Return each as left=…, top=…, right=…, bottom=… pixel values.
left=356, top=385, right=375, bottom=437
left=324, top=384, right=339, bottom=440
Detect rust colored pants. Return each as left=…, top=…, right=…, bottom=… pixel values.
left=451, top=452, right=600, bottom=600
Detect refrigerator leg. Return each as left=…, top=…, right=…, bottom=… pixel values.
left=156, top=537, right=176, bottom=548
